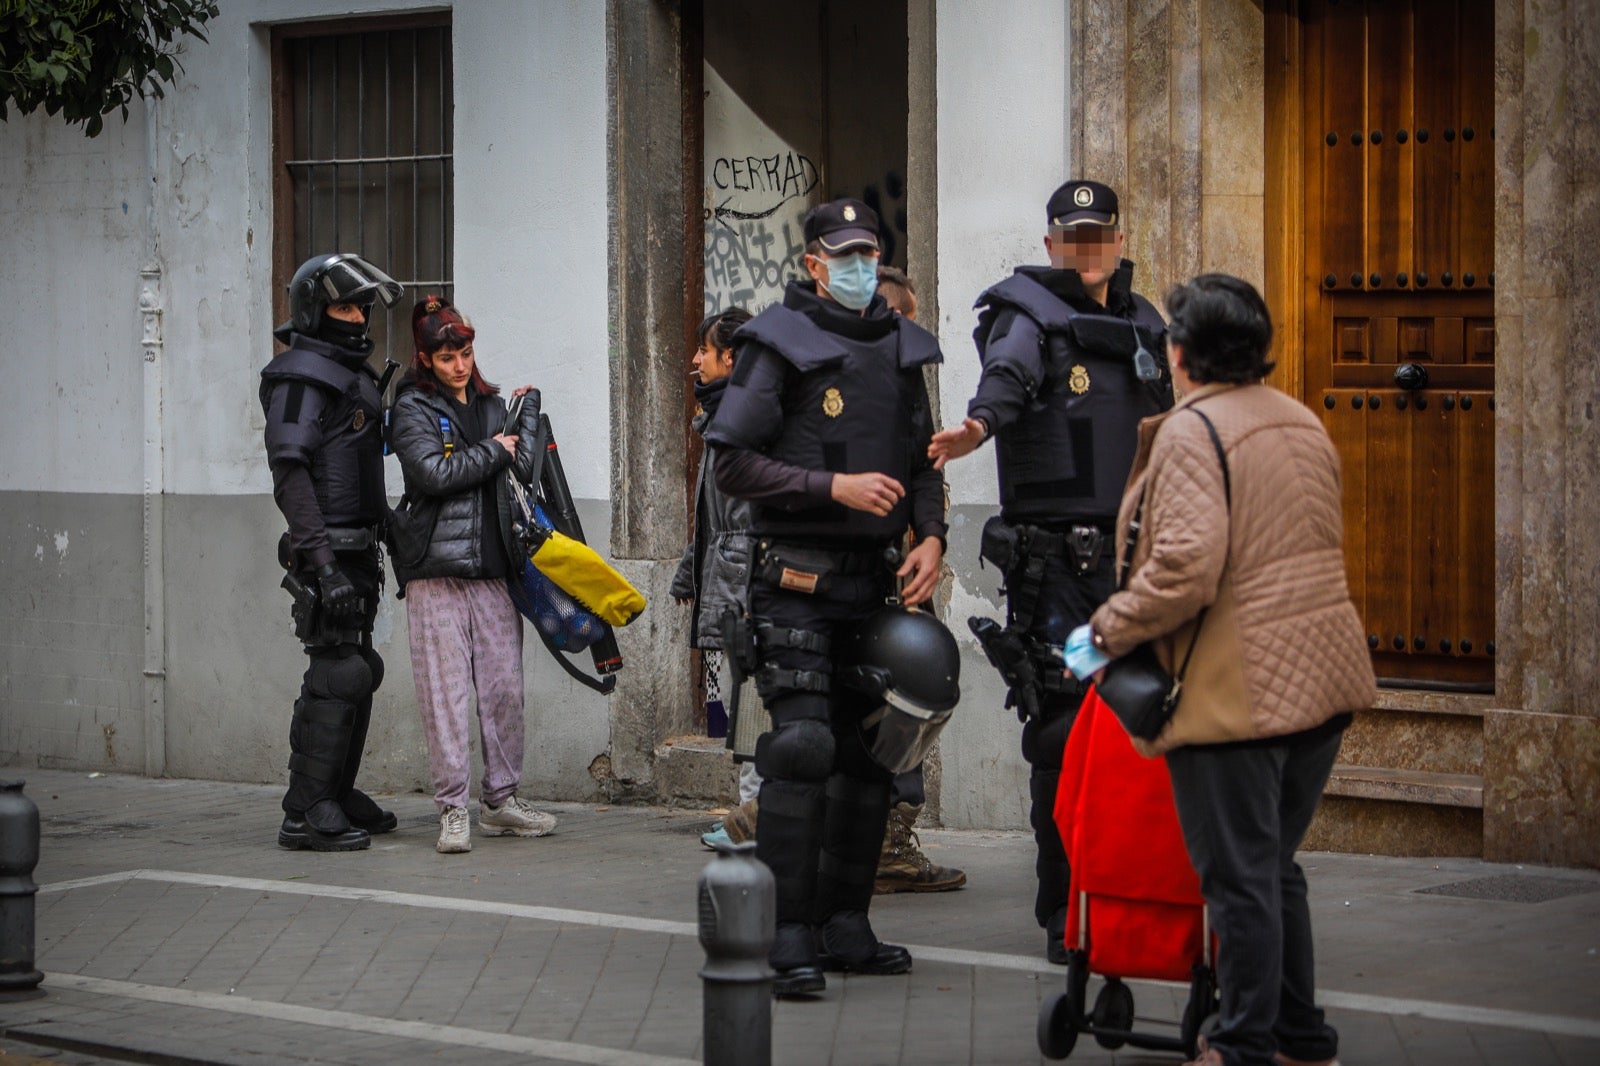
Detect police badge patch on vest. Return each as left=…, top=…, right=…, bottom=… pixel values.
left=822, top=387, right=844, bottom=417
left=1069, top=365, right=1091, bottom=395
left=352, top=410, right=366, bottom=430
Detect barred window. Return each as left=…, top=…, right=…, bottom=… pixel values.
left=271, top=16, right=453, bottom=365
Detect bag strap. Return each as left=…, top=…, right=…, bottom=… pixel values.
left=1117, top=403, right=1233, bottom=682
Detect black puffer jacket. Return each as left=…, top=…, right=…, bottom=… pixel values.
left=388, top=379, right=541, bottom=585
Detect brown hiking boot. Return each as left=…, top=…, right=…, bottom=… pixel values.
left=874, top=802, right=967, bottom=894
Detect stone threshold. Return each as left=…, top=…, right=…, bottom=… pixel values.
left=1373, top=687, right=1495, bottom=716
left=1325, top=764, right=1484, bottom=809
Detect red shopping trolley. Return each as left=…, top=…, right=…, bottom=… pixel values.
left=1037, top=685, right=1219, bottom=1059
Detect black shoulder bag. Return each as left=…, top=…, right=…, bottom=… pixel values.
left=1096, top=407, right=1232, bottom=740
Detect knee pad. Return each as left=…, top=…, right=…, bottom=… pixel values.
left=760, top=719, right=835, bottom=783
left=360, top=647, right=384, bottom=693
left=308, top=651, right=373, bottom=704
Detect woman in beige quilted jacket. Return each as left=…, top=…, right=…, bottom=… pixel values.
left=1074, top=274, right=1374, bottom=1066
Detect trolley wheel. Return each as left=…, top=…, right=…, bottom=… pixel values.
left=1091, top=978, right=1135, bottom=1049
left=1037, top=992, right=1079, bottom=1059
left=1180, top=965, right=1219, bottom=1057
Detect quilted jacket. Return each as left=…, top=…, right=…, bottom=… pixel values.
left=388, top=381, right=540, bottom=585
left=1089, top=382, right=1375, bottom=754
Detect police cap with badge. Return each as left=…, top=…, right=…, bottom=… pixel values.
left=804, top=197, right=881, bottom=254
left=1047, top=180, right=1118, bottom=228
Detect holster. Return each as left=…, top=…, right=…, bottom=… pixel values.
left=721, top=606, right=760, bottom=725
left=979, top=514, right=1021, bottom=573
left=969, top=615, right=1042, bottom=721
left=282, top=571, right=324, bottom=644
left=282, top=569, right=366, bottom=648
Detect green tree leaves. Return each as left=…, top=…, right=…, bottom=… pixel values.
left=0, top=1, right=220, bottom=137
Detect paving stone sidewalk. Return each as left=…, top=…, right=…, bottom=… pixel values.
left=1, top=769, right=1597, bottom=1065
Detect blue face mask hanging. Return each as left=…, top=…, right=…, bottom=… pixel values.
left=820, top=253, right=879, bottom=310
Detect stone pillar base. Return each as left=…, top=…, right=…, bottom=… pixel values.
left=1483, top=709, right=1600, bottom=867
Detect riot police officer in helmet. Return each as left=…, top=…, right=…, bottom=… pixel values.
left=928, top=181, right=1174, bottom=962
left=261, top=252, right=404, bottom=851
left=706, top=197, right=948, bottom=996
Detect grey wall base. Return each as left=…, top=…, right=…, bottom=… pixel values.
left=0, top=491, right=613, bottom=804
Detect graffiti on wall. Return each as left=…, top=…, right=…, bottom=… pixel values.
left=704, top=213, right=807, bottom=315
left=849, top=170, right=908, bottom=269
left=705, top=150, right=820, bottom=314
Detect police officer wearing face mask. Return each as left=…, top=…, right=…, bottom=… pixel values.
left=705, top=198, right=948, bottom=997
left=928, top=181, right=1174, bottom=963
left=260, top=252, right=404, bottom=852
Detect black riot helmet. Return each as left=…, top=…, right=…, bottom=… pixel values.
left=839, top=607, right=961, bottom=773
left=283, top=253, right=405, bottom=336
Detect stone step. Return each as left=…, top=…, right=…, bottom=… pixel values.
left=651, top=734, right=739, bottom=808
left=1336, top=690, right=1490, bottom=776
left=1324, top=764, right=1484, bottom=808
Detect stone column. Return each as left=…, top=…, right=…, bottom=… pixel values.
left=607, top=0, right=697, bottom=799
left=1483, top=0, right=1600, bottom=867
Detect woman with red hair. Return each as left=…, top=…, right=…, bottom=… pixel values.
left=388, top=295, right=556, bottom=854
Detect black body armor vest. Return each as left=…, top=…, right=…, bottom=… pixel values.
left=979, top=273, right=1172, bottom=525
left=260, top=335, right=387, bottom=528
left=711, top=300, right=941, bottom=543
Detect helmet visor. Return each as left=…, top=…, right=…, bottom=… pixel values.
left=860, top=696, right=954, bottom=775
left=317, top=254, right=405, bottom=308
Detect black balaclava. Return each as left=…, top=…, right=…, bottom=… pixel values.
left=317, top=303, right=376, bottom=356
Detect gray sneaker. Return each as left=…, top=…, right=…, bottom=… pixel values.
left=480, top=795, right=557, bottom=838
left=436, top=805, right=471, bottom=854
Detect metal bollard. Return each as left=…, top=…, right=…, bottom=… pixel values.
left=697, top=838, right=775, bottom=1066
left=0, top=779, right=44, bottom=1000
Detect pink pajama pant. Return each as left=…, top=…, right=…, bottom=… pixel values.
left=405, top=576, right=526, bottom=811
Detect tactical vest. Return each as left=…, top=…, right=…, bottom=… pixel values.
left=260, top=337, right=387, bottom=528
left=978, top=273, right=1172, bottom=525
left=715, top=304, right=941, bottom=543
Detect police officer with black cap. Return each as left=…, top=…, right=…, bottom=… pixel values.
left=706, top=197, right=948, bottom=997
left=260, top=252, right=404, bottom=852
left=929, top=180, right=1174, bottom=962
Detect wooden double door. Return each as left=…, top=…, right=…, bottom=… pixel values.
left=1281, top=0, right=1496, bottom=688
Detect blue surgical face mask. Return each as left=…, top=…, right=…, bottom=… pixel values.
left=819, top=252, right=879, bottom=311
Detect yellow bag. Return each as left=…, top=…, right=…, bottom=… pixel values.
left=526, top=526, right=647, bottom=628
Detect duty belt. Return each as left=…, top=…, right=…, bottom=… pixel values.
left=1019, top=523, right=1110, bottom=575
left=757, top=540, right=888, bottom=575
left=327, top=526, right=380, bottom=552
left=1003, top=521, right=1108, bottom=635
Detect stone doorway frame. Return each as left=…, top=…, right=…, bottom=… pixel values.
left=604, top=0, right=946, bottom=813
left=1071, top=0, right=1597, bottom=867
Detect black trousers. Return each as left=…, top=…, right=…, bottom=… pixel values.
left=890, top=765, right=925, bottom=808
left=1165, top=726, right=1344, bottom=1066
left=751, top=564, right=895, bottom=960
left=1014, top=554, right=1112, bottom=927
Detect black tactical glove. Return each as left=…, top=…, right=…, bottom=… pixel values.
left=315, top=564, right=362, bottom=619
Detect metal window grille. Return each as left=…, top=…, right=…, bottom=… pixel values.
left=277, top=21, right=453, bottom=366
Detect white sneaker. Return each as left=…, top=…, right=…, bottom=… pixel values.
left=479, top=795, right=557, bottom=837
left=436, top=805, right=471, bottom=853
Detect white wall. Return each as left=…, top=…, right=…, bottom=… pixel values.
left=0, top=0, right=613, bottom=502
left=934, top=0, right=1072, bottom=830
left=934, top=0, right=1071, bottom=507
left=0, top=107, right=149, bottom=495
left=0, top=0, right=616, bottom=793
left=451, top=0, right=611, bottom=496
